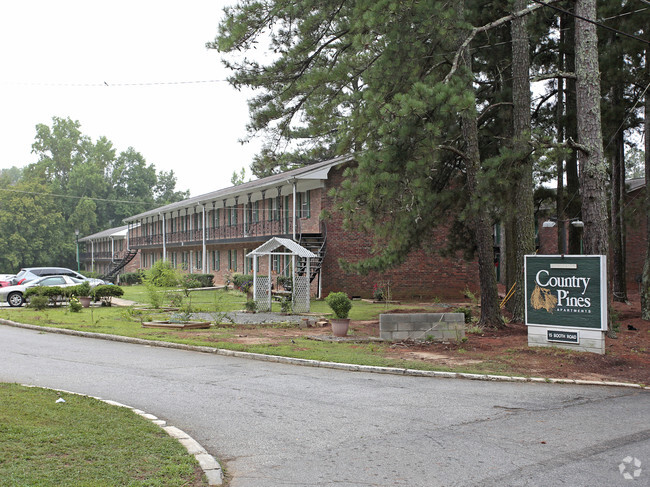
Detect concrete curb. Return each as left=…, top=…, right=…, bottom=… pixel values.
left=20, top=384, right=223, bottom=486
left=2, top=318, right=648, bottom=391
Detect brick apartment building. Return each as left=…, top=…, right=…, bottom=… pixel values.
left=111, top=155, right=480, bottom=300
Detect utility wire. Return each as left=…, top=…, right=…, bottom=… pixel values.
left=0, top=187, right=158, bottom=206
left=530, top=0, right=650, bottom=46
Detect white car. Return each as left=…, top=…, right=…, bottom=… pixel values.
left=0, top=275, right=103, bottom=307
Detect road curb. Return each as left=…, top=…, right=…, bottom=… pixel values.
left=2, top=318, right=648, bottom=390
left=20, top=384, right=224, bottom=486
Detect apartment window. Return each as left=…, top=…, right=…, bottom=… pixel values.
left=228, top=206, right=238, bottom=226
left=297, top=190, right=311, bottom=218
left=253, top=201, right=259, bottom=223
left=267, top=198, right=274, bottom=221
left=195, top=250, right=202, bottom=270
left=214, top=208, right=221, bottom=228
left=213, top=250, right=220, bottom=271
left=228, top=249, right=237, bottom=271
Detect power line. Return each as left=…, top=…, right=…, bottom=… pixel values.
left=0, top=187, right=157, bottom=206
left=0, top=79, right=229, bottom=88
left=530, top=0, right=650, bottom=46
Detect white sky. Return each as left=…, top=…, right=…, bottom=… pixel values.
left=0, top=0, right=262, bottom=197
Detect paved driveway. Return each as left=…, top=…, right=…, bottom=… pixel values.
left=1, top=325, right=648, bottom=486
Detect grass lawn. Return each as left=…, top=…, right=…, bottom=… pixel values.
left=0, top=383, right=206, bottom=486
left=0, top=286, right=464, bottom=373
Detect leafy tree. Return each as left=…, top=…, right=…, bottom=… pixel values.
left=0, top=181, right=67, bottom=270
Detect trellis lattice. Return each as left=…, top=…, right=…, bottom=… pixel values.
left=292, top=275, right=310, bottom=313
left=254, top=276, right=271, bottom=312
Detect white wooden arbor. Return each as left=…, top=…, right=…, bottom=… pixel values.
left=246, top=237, right=317, bottom=313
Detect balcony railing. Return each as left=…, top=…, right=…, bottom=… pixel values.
left=79, top=251, right=126, bottom=261
left=129, top=220, right=294, bottom=248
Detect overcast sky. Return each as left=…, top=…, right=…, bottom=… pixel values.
left=0, top=0, right=262, bottom=197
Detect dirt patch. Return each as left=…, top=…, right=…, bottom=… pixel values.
left=180, top=296, right=649, bottom=384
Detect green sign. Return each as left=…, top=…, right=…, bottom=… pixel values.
left=524, top=255, right=607, bottom=330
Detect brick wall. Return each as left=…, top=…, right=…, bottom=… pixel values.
left=320, top=166, right=480, bottom=300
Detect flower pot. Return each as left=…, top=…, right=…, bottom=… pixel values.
left=331, top=318, right=350, bottom=337
left=79, top=296, right=92, bottom=308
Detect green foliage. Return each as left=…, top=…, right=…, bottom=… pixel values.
left=120, top=271, right=144, bottom=285
left=27, top=295, right=49, bottom=310
left=91, top=285, right=124, bottom=306
left=453, top=306, right=473, bottom=324
left=76, top=280, right=92, bottom=297
left=280, top=296, right=292, bottom=314
left=245, top=300, right=257, bottom=313
left=0, top=116, right=189, bottom=271
left=146, top=260, right=179, bottom=287
left=191, top=273, right=214, bottom=287
left=325, top=292, right=352, bottom=319
left=69, top=296, right=83, bottom=313
left=144, top=282, right=163, bottom=309
left=277, top=275, right=292, bottom=291
left=231, top=273, right=253, bottom=288
left=180, top=274, right=202, bottom=296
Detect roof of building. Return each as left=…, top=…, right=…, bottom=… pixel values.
left=627, top=178, right=645, bottom=193
left=78, top=224, right=129, bottom=243
left=247, top=237, right=317, bottom=258
left=123, top=154, right=354, bottom=222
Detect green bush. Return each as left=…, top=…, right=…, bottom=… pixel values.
left=120, top=271, right=145, bottom=285
left=25, top=286, right=68, bottom=306
left=191, top=274, right=214, bottom=287
left=231, top=273, right=253, bottom=289
left=453, top=306, right=473, bottom=323
left=91, top=285, right=124, bottom=306
left=146, top=261, right=179, bottom=287
left=277, top=275, right=293, bottom=290
left=27, top=295, right=49, bottom=310
left=325, top=292, right=352, bottom=319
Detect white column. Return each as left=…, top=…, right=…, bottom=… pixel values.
left=292, top=180, right=297, bottom=241
left=202, top=205, right=207, bottom=273
left=162, top=213, right=167, bottom=261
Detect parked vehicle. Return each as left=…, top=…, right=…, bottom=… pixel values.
left=0, top=275, right=103, bottom=307
left=0, top=274, right=15, bottom=287
left=11, top=267, right=101, bottom=286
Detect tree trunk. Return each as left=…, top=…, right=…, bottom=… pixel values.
left=574, top=0, right=608, bottom=257
left=556, top=12, right=566, bottom=254
left=507, top=0, right=535, bottom=322
left=455, top=11, right=501, bottom=328
left=611, top=125, right=627, bottom=302
left=564, top=11, right=582, bottom=254
left=642, top=48, right=650, bottom=321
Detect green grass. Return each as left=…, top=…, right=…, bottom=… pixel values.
left=0, top=286, right=480, bottom=374
left=119, top=285, right=435, bottom=321
left=0, top=383, right=206, bottom=486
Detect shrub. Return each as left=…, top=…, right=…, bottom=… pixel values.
left=231, top=273, right=253, bottom=289
left=280, top=296, right=292, bottom=314
left=192, top=274, right=214, bottom=287
left=146, top=261, right=179, bottom=287
left=25, top=286, right=67, bottom=306
left=27, top=295, right=49, bottom=310
left=277, top=275, right=293, bottom=291
left=69, top=296, right=83, bottom=313
left=75, top=281, right=92, bottom=297
left=453, top=306, right=473, bottom=323
left=91, top=285, right=124, bottom=306
left=244, top=300, right=257, bottom=313
left=325, top=292, right=352, bottom=319
left=120, top=271, right=145, bottom=285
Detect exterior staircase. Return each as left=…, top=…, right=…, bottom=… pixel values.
left=100, top=249, right=138, bottom=282
left=296, top=222, right=327, bottom=284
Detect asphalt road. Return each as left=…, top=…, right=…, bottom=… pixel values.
left=1, top=324, right=648, bottom=486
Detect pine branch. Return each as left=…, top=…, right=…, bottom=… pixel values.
left=444, top=0, right=561, bottom=84
left=532, top=71, right=577, bottom=82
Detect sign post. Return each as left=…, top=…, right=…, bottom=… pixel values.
left=524, top=255, right=607, bottom=354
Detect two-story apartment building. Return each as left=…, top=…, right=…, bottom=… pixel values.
left=123, top=155, right=480, bottom=300
left=78, top=225, right=140, bottom=279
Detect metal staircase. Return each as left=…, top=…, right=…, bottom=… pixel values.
left=296, top=221, right=327, bottom=283
left=100, top=249, right=138, bottom=282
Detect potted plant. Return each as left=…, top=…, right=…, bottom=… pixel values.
left=325, top=292, right=352, bottom=337
left=76, top=281, right=92, bottom=308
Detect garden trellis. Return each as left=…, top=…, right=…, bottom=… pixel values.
left=246, top=237, right=317, bottom=313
